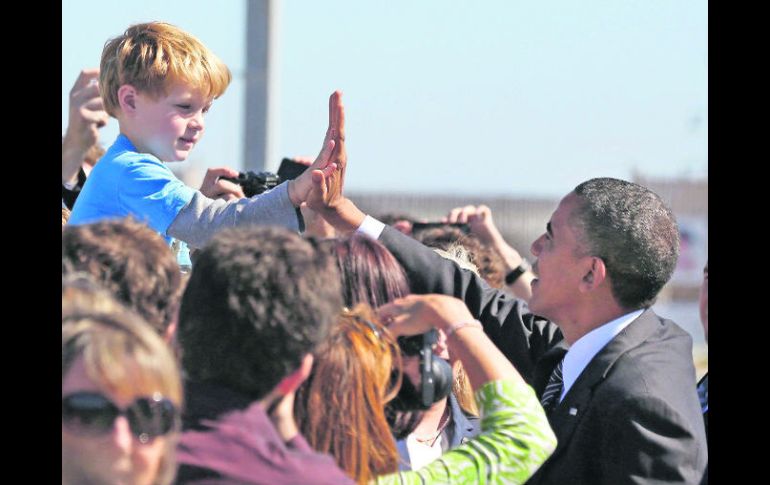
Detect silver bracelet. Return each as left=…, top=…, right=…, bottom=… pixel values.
left=445, top=319, right=483, bottom=338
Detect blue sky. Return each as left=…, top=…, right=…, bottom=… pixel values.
left=63, top=0, right=707, bottom=197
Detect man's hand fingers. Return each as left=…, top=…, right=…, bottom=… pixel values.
left=320, top=162, right=338, bottom=178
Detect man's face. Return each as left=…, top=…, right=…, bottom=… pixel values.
left=528, top=192, right=590, bottom=324
left=132, top=82, right=212, bottom=162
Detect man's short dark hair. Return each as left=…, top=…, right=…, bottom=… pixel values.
left=572, top=178, right=680, bottom=310
left=62, top=218, right=182, bottom=335
left=177, top=226, right=343, bottom=400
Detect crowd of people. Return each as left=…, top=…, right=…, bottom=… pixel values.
left=62, top=21, right=708, bottom=485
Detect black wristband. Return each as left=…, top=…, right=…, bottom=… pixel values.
left=505, top=261, right=530, bottom=286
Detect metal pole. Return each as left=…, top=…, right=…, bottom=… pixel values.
left=243, top=0, right=280, bottom=172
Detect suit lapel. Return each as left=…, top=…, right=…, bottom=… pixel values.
left=541, top=309, right=662, bottom=462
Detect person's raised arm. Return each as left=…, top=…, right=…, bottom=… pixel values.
left=62, top=69, right=109, bottom=184
left=288, top=90, right=347, bottom=207
left=445, top=204, right=535, bottom=301
left=378, top=294, right=522, bottom=389
left=166, top=91, right=344, bottom=248
left=375, top=294, right=556, bottom=485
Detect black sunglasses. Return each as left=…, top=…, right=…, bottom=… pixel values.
left=62, top=392, right=179, bottom=444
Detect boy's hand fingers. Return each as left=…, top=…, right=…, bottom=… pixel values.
left=312, top=139, right=335, bottom=169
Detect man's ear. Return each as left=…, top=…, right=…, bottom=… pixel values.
left=117, top=84, right=138, bottom=113
left=275, top=354, right=314, bottom=396
left=580, top=256, right=607, bottom=292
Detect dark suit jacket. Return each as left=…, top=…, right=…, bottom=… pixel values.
left=380, top=226, right=708, bottom=485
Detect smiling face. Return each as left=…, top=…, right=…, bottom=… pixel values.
left=130, top=82, right=212, bottom=162
left=528, top=192, right=592, bottom=325
left=62, top=356, right=168, bottom=485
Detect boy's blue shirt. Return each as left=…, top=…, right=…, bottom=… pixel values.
left=69, top=134, right=196, bottom=245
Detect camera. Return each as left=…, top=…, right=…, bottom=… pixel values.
left=411, top=222, right=471, bottom=235
left=220, top=158, right=309, bottom=198
left=220, top=171, right=280, bottom=198
left=390, top=329, right=453, bottom=411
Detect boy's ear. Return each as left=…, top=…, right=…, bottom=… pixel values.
left=117, top=84, right=138, bottom=114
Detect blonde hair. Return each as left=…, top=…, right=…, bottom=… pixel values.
left=297, top=304, right=403, bottom=484
left=100, top=22, right=231, bottom=117
left=433, top=246, right=480, bottom=415
left=62, top=303, right=182, bottom=485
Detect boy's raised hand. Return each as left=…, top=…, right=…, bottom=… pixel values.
left=62, top=68, right=109, bottom=184
left=287, top=91, right=346, bottom=206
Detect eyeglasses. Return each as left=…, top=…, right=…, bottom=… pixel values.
left=62, top=391, right=179, bottom=444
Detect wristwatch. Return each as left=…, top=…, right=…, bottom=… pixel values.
left=505, top=260, right=531, bottom=286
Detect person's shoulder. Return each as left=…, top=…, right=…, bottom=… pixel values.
left=115, top=149, right=165, bottom=168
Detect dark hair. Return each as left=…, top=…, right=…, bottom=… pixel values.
left=327, top=234, right=411, bottom=308
left=376, top=213, right=416, bottom=226
left=322, top=234, right=423, bottom=439
left=177, top=226, right=343, bottom=399
left=572, top=178, right=680, bottom=309
left=414, top=227, right=506, bottom=289
left=62, top=218, right=182, bottom=336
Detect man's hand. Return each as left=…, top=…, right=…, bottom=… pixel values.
left=288, top=91, right=346, bottom=206
left=289, top=156, right=338, bottom=238
left=446, top=204, right=533, bottom=300
left=62, top=69, right=109, bottom=184
left=199, top=167, right=246, bottom=201
left=445, top=205, right=501, bottom=245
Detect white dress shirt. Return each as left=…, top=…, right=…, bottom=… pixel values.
left=356, top=214, right=386, bottom=239
left=559, top=309, right=644, bottom=402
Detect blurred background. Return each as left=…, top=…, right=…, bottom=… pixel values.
left=62, top=0, right=707, bottom=373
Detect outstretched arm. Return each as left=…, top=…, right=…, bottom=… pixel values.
left=445, top=204, right=534, bottom=301
left=62, top=69, right=109, bottom=184
left=288, top=91, right=347, bottom=207
left=375, top=294, right=556, bottom=485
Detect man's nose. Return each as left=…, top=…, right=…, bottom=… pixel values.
left=531, top=234, right=543, bottom=257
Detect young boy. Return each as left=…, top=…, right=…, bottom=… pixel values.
left=69, top=22, right=345, bottom=263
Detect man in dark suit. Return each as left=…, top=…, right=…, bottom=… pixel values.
left=698, top=262, right=708, bottom=446
left=308, top=176, right=708, bottom=484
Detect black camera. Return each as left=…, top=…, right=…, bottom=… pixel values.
left=411, top=222, right=471, bottom=235
left=220, top=158, right=309, bottom=198
left=390, top=329, right=453, bottom=411
left=220, top=171, right=280, bottom=198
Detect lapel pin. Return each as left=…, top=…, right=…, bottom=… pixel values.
left=569, top=407, right=578, bottom=416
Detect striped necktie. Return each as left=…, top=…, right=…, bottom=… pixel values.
left=540, top=358, right=564, bottom=412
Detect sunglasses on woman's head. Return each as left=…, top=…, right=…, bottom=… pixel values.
left=62, top=391, right=179, bottom=444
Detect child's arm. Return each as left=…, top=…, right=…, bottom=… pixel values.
left=167, top=91, right=346, bottom=249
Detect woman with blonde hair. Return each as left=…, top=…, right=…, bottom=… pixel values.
left=297, top=304, right=403, bottom=483
left=62, top=299, right=183, bottom=485
left=299, top=296, right=556, bottom=484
